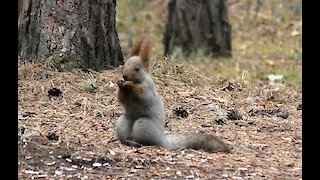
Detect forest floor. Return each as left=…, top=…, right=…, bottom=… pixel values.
left=18, top=58, right=301, bottom=179
left=18, top=0, right=302, bottom=179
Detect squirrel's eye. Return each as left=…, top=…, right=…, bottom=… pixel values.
left=134, top=67, right=140, bottom=71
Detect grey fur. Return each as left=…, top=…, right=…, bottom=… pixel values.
left=116, top=56, right=231, bottom=153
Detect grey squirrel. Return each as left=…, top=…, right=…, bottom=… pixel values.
left=116, top=37, right=231, bottom=153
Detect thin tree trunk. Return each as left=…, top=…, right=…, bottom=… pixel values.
left=18, top=0, right=123, bottom=71
left=163, top=0, right=232, bottom=58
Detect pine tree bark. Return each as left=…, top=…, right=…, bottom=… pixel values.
left=18, top=0, right=123, bottom=71
left=163, top=0, right=232, bottom=58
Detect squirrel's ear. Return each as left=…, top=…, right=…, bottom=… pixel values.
left=130, top=38, right=144, bottom=57
left=139, top=38, right=151, bottom=72
left=130, top=37, right=151, bottom=72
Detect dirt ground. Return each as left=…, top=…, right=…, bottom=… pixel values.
left=18, top=59, right=302, bottom=179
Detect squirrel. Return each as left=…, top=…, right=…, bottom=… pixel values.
left=116, top=37, right=231, bottom=153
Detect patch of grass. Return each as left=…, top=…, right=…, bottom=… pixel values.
left=116, top=0, right=302, bottom=90
left=190, top=56, right=301, bottom=89
left=253, top=63, right=302, bottom=89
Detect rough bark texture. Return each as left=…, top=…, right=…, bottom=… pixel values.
left=18, top=0, right=123, bottom=71
left=163, top=0, right=232, bottom=58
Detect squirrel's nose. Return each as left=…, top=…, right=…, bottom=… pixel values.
left=123, top=75, right=128, bottom=81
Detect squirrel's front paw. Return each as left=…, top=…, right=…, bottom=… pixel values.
left=118, top=80, right=134, bottom=89
left=117, top=79, right=125, bottom=87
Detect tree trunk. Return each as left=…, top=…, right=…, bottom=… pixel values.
left=163, top=0, right=232, bottom=58
left=18, top=0, right=123, bottom=71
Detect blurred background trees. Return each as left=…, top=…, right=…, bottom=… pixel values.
left=116, top=0, right=301, bottom=88
left=17, top=0, right=301, bottom=88
left=163, top=0, right=232, bottom=58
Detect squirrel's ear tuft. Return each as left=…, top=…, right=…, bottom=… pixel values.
left=130, top=38, right=144, bottom=57
left=130, top=37, right=151, bottom=72
left=139, top=38, right=151, bottom=72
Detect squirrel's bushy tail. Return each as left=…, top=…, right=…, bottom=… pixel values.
left=165, top=133, right=231, bottom=153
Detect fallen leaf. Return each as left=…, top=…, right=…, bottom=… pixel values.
left=177, top=91, right=193, bottom=97
left=24, top=170, right=41, bottom=174
left=55, top=170, right=63, bottom=175
left=44, top=161, right=56, bottom=166
left=291, top=30, right=300, bottom=37
left=92, top=162, right=102, bottom=167
left=267, top=74, right=283, bottom=81
left=108, top=149, right=116, bottom=155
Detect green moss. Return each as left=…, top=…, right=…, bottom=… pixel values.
left=81, top=77, right=98, bottom=93
left=52, top=54, right=79, bottom=71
